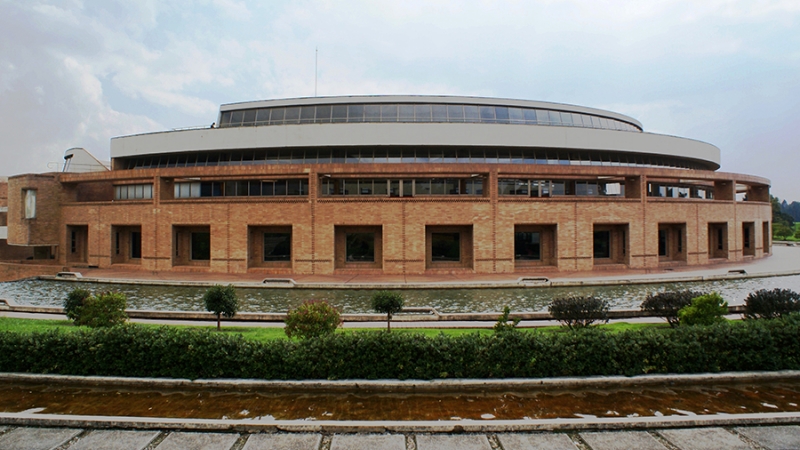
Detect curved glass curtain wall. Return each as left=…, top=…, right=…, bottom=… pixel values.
left=218, top=103, right=642, bottom=132
left=121, top=147, right=706, bottom=170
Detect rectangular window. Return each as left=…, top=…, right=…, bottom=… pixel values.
left=515, top=232, right=541, bottom=260
left=432, top=232, right=460, bottom=261
left=658, top=229, right=668, bottom=256
left=300, top=106, right=316, bottom=123
left=346, top=233, right=375, bottom=262
left=594, top=231, right=611, bottom=259
left=415, top=179, right=432, bottom=195
left=130, top=231, right=142, bottom=259
left=430, top=179, right=446, bottom=195
left=347, top=104, right=364, bottom=123
left=23, top=189, right=36, bottom=219
left=465, top=179, right=483, bottom=195
left=364, top=104, right=381, bottom=121
left=447, top=105, right=464, bottom=122
left=380, top=104, right=397, bottom=122
left=464, top=105, right=480, bottom=122
left=373, top=180, right=388, bottom=195
left=414, top=104, right=432, bottom=122
left=330, top=105, right=347, bottom=122
left=71, top=231, right=77, bottom=253
left=264, top=233, right=291, bottom=261
left=431, top=105, right=448, bottom=121
left=718, top=228, right=724, bottom=250
left=191, top=232, right=210, bottom=261
left=115, top=232, right=120, bottom=255
left=284, top=107, right=300, bottom=124
left=498, top=179, right=519, bottom=196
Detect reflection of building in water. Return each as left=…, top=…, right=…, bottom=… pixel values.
left=1, top=96, right=772, bottom=275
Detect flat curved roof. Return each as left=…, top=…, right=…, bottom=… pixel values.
left=220, top=95, right=643, bottom=131
left=112, top=122, right=720, bottom=170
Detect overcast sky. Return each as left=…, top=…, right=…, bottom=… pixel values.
left=1, top=0, right=798, bottom=200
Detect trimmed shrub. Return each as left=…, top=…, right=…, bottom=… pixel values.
left=493, top=306, right=520, bottom=334
left=678, top=292, right=728, bottom=326
left=203, top=285, right=239, bottom=330
left=641, top=290, right=702, bottom=327
left=2, top=318, right=800, bottom=379
left=63, top=288, right=91, bottom=324
left=371, top=291, right=405, bottom=332
left=285, top=300, right=342, bottom=339
left=744, top=288, right=800, bottom=320
left=78, top=291, right=128, bottom=328
left=548, top=296, right=609, bottom=330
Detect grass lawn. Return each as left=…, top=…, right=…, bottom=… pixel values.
left=0, top=316, right=669, bottom=341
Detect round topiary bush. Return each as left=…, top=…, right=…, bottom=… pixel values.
left=63, top=287, right=91, bottom=324
left=548, top=296, right=609, bottom=330
left=678, top=292, right=728, bottom=326
left=79, top=291, right=128, bottom=328
left=371, top=291, right=405, bottom=332
left=744, top=288, right=800, bottom=320
left=641, top=290, right=703, bottom=327
left=284, top=300, right=342, bottom=339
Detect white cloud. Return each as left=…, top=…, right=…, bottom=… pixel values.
left=0, top=0, right=798, bottom=200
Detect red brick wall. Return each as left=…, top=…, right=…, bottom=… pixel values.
left=6, top=174, right=62, bottom=246
left=0, top=262, right=62, bottom=282
left=42, top=164, right=774, bottom=275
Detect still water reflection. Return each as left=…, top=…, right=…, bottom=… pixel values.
left=1, top=276, right=800, bottom=314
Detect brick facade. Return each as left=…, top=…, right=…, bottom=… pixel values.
left=0, top=97, right=773, bottom=277
left=1, top=163, right=770, bottom=276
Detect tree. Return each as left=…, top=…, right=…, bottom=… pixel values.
left=371, top=291, right=405, bottom=332
left=773, top=223, right=793, bottom=240
left=203, top=285, right=239, bottom=330
left=771, top=195, right=795, bottom=233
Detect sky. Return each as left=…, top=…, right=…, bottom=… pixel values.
left=0, top=0, right=798, bottom=200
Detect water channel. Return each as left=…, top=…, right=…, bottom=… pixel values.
left=2, top=379, right=799, bottom=421
left=2, top=275, right=800, bottom=314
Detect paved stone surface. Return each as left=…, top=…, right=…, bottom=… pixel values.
left=0, top=425, right=799, bottom=449
left=579, top=431, right=666, bottom=450
left=155, top=431, right=239, bottom=450
left=243, top=433, right=321, bottom=450
left=416, top=434, right=492, bottom=450
left=659, top=427, right=749, bottom=450
left=330, top=433, right=405, bottom=450
left=68, top=429, right=160, bottom=450
left=498, top=432, right=578, bottom=450
left=736, top=425, right=800, bottom=450
left=0, top=427, right=81, bottom=450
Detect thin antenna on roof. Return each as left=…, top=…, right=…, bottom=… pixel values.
left=314, top=47, right=318, bottom=97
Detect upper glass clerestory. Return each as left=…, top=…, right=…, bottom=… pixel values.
left=218, top=98, right=643, bottom=133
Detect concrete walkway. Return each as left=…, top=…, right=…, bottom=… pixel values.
left=1, top=425, right=798, bottom=450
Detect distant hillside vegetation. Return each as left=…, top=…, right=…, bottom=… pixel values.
left=781, top=200, right=800, bottom=222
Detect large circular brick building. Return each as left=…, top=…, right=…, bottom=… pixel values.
left=4, top=96, right=772, bottom=275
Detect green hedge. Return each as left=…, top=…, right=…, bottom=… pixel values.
left=1, top=317, right=799, bottom=379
